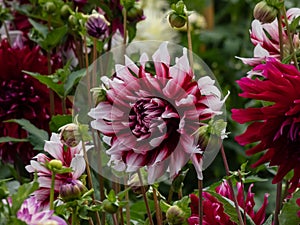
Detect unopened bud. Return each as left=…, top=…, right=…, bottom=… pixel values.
left=168, top=12, right=186, bottom=28
left=253, top=1, right=278, bottom=24
left=102, top=199, right=119, bottom=214
left=166, top=205, right=185, bottom=225
left=127, top=6, right=144, bottom=22
left=59, top=180, right=87, bottom=202
left=59, top=123, right=80, bottom=147
left=49, top=159, right=63, bottom=170
left=128, top=173, right=149, bottom=195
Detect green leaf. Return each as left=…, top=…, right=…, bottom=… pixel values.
left=5, top=119, right=48, bottom=150
left=28, top=18, right=48, bottom=38
left=49, top=114, right=73, bottom=132
left=107, top=189, right=117, bottom=202
left=279, top=190, right=300, bottom=225
left=0, top=137, right=29, bottom=143
left=243, top=175, right=268, bottom=184
left=206, top=190, right=256, bottom=225
left=25, top=71, right=65, bottom=97
left=127, top=23, right=137, bottom=43
left=11, top=177, right=39, bottom=214
left=262, top=215, right=273, bottom=225
left=160, top=200, right=171, bottom=213
left=7, top=218, right=27, bottom=225
left=43, top=25, right=67, bottom=50
left=64, top=68, right=86, bottom=96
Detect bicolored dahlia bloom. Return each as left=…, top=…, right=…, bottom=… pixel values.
left=0, top=38, right=63, bottom=165
left=237, top=8, right=300, bottom=66
left=89, top=42, right=227, bottom=183
left=17, top=196, right=67, bottom=225
left=232, top=58, right=300, bottom=189
left=26, top=133, right=86, bottom=206
left=188, top=181, right=269, bottom=225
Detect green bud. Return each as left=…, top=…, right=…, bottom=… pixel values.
left=168, top=13, right=186, bottom=28
left=49, top=159, right=63, bottom=170
left=102, top=199, right=119, bottom=214
left=127, top=6, right=144, bottom=22
left=166, top=205, right=185, bottom=225
left=60, top=4, right=72, bottom=19
left=253, top=1, right=278, bottom=24
left=59, top=180, right=87, bottom=202
left=44, top=2, right=56, bottom=14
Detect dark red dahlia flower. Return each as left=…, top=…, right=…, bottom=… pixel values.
left=89, top=42, right=226, bottom=183
left=188, top=181, right=269, bottom=225
left=232, top=58, right=300, bottom=189
left=0, top=38, right=64, bottom=165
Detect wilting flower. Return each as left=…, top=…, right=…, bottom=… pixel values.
left=26, top=133, right=86, bottom=206
left=0, top=38, right=63, bottom=165
left=17, top=196, right=67, bottom=225
left=188, top=180, right=269, bottom=225
left=86, top=11, right=110, bottom=40
left=89, top=42, right=226, bottom=183
left=232, top=58, right=300, bottom=189
left=237, top=8, right=300, bottom=66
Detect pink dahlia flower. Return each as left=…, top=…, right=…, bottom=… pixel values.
left=237, top=8, right=300, bottom=66
left=188, top=181, right=269, bottom=225
left=232, top=58, right=300, bottom=189
left=26, top=133, right=86, bottom=206
left=17, top=196, right=67, bottom=225
left=89, top=42, right=226, bottom=183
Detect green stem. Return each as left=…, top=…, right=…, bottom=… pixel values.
left=122, top=8, right=127, bottom=45
left=138, top=170, right=154, bottom=225
left=277, top=12, right=284, bottom=60
left=49, top=171, right=56, bottom=210
left=198, top=179, right=203, bottom=225
left=220, top=145, right=245, bottom=225
left=186, top=14, right=194, bottom=68
left=72, top=206, right=78, bottom=225
left=274, top=181, right=282, bottom=225
left=153, top=187, right=162, bottom=225
left=281, top=6, right=299, bottom=70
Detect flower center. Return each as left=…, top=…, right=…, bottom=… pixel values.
left=128, top=97, right=179, bottom=140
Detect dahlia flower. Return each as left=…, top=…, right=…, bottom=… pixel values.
left=232, top=58, right=300, bottom=189
left=0, top=38, right=63, bottom=165
left=26, top=133, right=86, bottom=206
left=17, top=196, right=67, bottom=225
left=188, top=181, right=269, bottom=225
left=237, top=8, right=300, bottom=66
left=89, top=42, right=226, bottom=183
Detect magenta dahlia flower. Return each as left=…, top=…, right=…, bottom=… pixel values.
left=188, top=181, right=269, bottom=225
left=17, top=196, right=67, bottom=225
left=26, top=133, right=86, bottom=206
left=89, top=42, right=226, bottom=183
left=0, top=38, right=64, bottom=165
left=237, top=8, right=300, bottom=66
left=232, top=58, right=300, bottom=189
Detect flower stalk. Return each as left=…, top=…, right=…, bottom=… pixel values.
left=152, top=187, right=162, bottom=225
left=138, top=170, right=154, bottom=225
left=49, top=171, right=56, bottom=210
left=198, top=179, right=203, bottom=225
left=274, top=181, right=282, bottom=225
left=220, top=145, right=245, bottom=225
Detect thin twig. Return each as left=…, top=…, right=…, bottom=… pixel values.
left=153, top=187, right=162, bottom=225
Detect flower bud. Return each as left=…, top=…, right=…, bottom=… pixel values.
left=166, top=205, right=185, bottom=225
left=60, top=4, right=72, bottom=19
left=59, top=180, right=87, bottom=202
left=86, top=12, right=110, bottom=39
left=59, top=123, right=80, bottom=147
left=49, top=159, right=63, bottom=170
left=43, top=2, right=56, bottom=14
left=102, top=199, right=119, bottom=214
left=127, top=6, right=144, bottom=22
left=128, top=173, right=149, bottom=195
left=253, top=1, right=278, bottom=24
left=168, top=12, right=186, bottom=28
